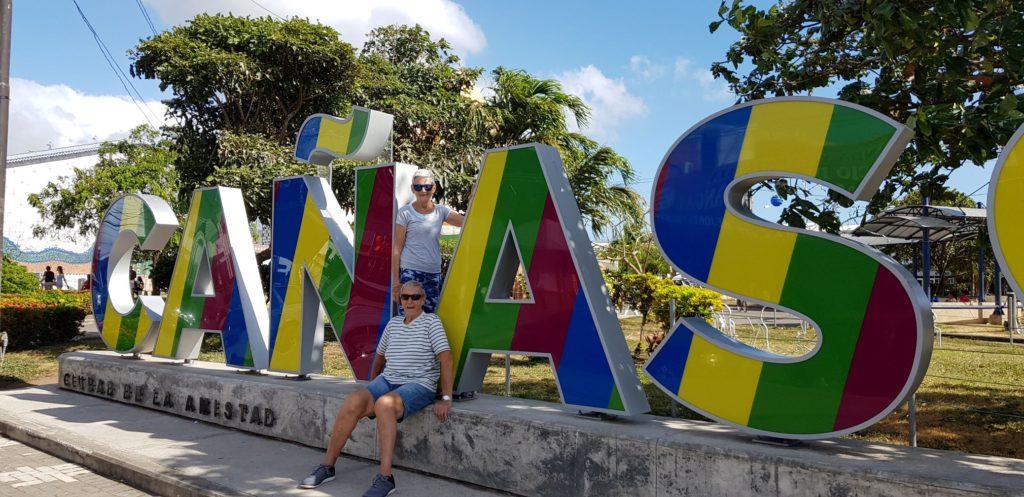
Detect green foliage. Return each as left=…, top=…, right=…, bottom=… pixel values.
left=559, top=134, right=644, bottom=236
left=131, top=14, right=358, bottom=194
left=1, top=256, right=41, bottom=294
left=652, top=283, right=723, bottom=327
left=711, top=0, right=1024, bottom=230
left=210, top=132, right=316, bottom=221
left=355, top=24, right=484, bottom=210
left=617, top=273, right=662, bottom=331
left=28, top=126, right=179, bottom=237
left=0, top=294, right=87, bottom=350
left=599, top=223, right=670, bottom=276
left=483, top=67, right=589, bottom=147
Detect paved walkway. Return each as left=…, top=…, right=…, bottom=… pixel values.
left=0, top=386, right=507, bottom=496
left=0, top=434, right=150, bottom=496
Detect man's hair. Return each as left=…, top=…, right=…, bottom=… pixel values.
left=401, top=280, right=425, bottom=294
left=412, top=169, right=434, bottom=182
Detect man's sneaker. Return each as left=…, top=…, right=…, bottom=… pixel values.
left=362, top=473, right=396, bottom=497
left=299, top=464, right=336, bottom=489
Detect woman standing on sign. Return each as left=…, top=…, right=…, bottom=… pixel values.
left=392, top=169, right=464, bottom=314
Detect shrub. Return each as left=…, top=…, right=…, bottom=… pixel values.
left=1, top=255, right=40, bottom=294
left=1, top=293, right=87, bottom=350
left=618, top=273, right=662, bottom=331
left=652, top=283, right=723, bottom=327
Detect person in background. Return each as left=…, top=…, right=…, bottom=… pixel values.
left=80, top=274, right=92, bottom=291
left=392, top=169, right=464, bottom=314
left=300, top=281, right=453, bottom=496
left=42, top=266, right=55, bottom=290
left=55, top=266, right=67, bottom=290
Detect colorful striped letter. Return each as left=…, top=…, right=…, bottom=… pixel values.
left=294, top=107, right=394, bottom=164
left=989, top=125, right=1024, bottom=305
left=92, top=194, right=177, bottom=353
left=153, top=187, right=269, bottom=369
left=437, top=144, right=650, bottom=415
left=647, top=98, right=932, bottom=438
left=268, top=166, right=414, bottom=377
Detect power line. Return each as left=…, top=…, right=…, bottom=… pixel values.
left=72, top=0, right=159, bottom=127
left=248, top=0, right=286, bottom=21
left=134, top=0, right=157, bottom=35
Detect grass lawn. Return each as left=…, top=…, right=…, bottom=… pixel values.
left=5, top=318, right=1023, bottom=459
left=0, top=339, right=108, bottom=389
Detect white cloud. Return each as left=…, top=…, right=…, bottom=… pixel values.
left=142, top=0, right=487, bottom=55
left=628, top=55, right=665, bottom=81
left=556, top=65, right=647, bottom=142
left=8, top=78, right=166, bottom=154
left=674, top=56, right=733, bottom=103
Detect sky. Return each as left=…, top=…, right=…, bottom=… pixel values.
left=7, top=0, right=997, bottom=220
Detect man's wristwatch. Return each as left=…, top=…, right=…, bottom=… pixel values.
left=442, top=395, right=452, bottom=402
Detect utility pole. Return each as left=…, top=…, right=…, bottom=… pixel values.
left=0, top=0, right=11, bottom=302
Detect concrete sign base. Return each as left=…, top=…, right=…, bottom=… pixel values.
left=58, top=351, right=1023, bottom=497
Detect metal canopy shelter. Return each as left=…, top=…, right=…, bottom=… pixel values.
left=854, top=205, right=987, bottom=243
left=851, top=204, right=1000, bottom=312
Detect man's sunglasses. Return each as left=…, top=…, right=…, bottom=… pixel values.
left=400, top=293, right=423, bottom=301
left=413, top=184, right=434, bottom=192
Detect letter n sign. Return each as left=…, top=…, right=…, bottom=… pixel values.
left=438, top=144, right=650, bottom=415
left=267, top=165, right=415, bottom=377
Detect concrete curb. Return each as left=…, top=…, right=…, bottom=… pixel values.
left=0, top=408, right=250, bottom=497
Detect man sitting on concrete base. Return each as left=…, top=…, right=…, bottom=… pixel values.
left=301, top=280, right=454, bottom=496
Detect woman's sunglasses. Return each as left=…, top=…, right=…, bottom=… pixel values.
left=400, top=293, right=424, bottom=301
left=413, top=184, right=434, bottom=192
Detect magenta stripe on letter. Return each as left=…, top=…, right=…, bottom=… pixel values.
left=510, top=196, right=579, bottom=367
left=833, top=265, right=918, bottom=430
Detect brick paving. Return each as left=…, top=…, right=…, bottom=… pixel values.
left=0, top=435, right=150, bottom=496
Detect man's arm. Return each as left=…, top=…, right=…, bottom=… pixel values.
left=433, top=350, right=454, bottom=422
left=437, top=351, right=453, bottom=397
left=370, top=354, right=386, bottom=380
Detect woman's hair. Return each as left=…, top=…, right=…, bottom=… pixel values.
left=57, top=266, right=64, bottom=272
left=401, top=280, right=426, bottom=294
left=412, top=169, right=434, bottom=183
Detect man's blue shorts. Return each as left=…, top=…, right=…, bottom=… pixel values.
left=364, top=375, right=435, bottom=422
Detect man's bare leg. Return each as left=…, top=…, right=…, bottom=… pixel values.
left=373, top=392, right=404, bottom=476
left=322, top=388, right=375, bottom=466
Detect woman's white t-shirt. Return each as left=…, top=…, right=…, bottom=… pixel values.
left=396, top=203, right=451, bottom=274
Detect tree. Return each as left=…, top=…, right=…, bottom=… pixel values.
left=559, top=134, right=643, bottom=236
left=483, top=67, right=589, bottom=148
left=355, top=24, right=484, bottom=210
left=28, top=126, right=179, bottom=238
left=131, top=14, right=359, bottom=197
left=711, top=0, right=1024, bottom=230
left=618, top=273, right=662, bottom=333
left=1, top=255, right=41, bottom=294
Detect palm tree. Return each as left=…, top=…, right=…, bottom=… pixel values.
left=558, top=133, right=644, bottom=236
left=478, top=69, right=642, bottom=236
left=483, top=67, right=590, bottom=147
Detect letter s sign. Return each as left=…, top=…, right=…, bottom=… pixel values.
left=646, top=97, right=933, bottom=439
left=989, top=125, right=1024, bottom=313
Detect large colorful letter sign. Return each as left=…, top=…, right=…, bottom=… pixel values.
left=92, top=194, right=177, bottom=353
left=988, top=125, right=1024, bottom=302
left=153, top=187, right=270, bottom=369
left=268, top=165, right=415, bottom=377
left=438, top=144, right=650, bottom=415
left=647, top=97, right=932, bottom=438
left=295, top=106, right=394, bottom=164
